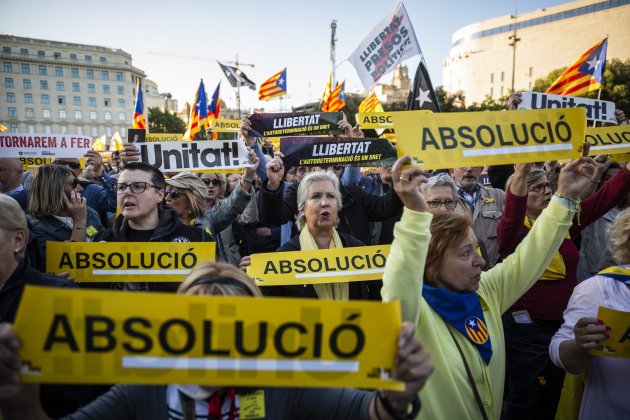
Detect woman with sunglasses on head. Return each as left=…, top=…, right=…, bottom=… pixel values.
left=26, top=164, right=104, bottom=272
left=498, top=158, right=630, bottom=420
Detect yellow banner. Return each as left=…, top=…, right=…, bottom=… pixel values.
left=212, top=119, right=241, bottom=133
left=145, top=133, right=184, bottom=142
left=591, top=306, right=630, bottom=359
left=20, top=157, right=53, bottom=169
left=392, top=108, right=586, bottom=169
left=46, top=242, right=215, bottom=282
left=15, top=286, right=403, bottom=389
left=585, top=126, right=630, bottom=156
left=610, top=153, right=630, bottom=163
left=247, top=245, right=389, bottom=286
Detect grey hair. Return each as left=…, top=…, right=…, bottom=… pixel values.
left=608, top=207, right=630, bottom=265
left=505, top=169, right=547, bottom=192
left=295, top=171, right=342, bottom=231
left=421, top=172, right=458, bottom=197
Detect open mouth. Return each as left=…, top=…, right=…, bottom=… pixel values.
left=320, top=211, right=331, bottom=217
left=123, top=202, right=136, bottom=209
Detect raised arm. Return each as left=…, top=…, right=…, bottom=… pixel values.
left=497, top=163, right=531, bottom=259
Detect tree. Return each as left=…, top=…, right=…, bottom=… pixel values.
left=148, top=107, right=186, bottom=134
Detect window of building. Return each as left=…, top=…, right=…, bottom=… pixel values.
left=117, top=99, right=125, bottom=108
left=55, top=66, right=63, bottom=77
left=40, top=80, right=48, bottom=90
left=41, top=94, right=49, bottom=104
left=28, top=125, right=35, bottom=134
left=2, top=47, right=10, bottom=55
left=10, top=125, right=17, bottom=133
left=86, top=69, right=94, bottom=79
left=73, top=96, right=81, bottom=106
left=37, top=50, right=45, bottom=58
left=106, top=127, right=112, bottom=137
left=4, top=77, right=13, bottom=88
left=87, top=83, right=95, bottom=93
left=38, top=65, right=47, bottom=75
left=21, top=64, right=30, bottom=74
left=104, top=111, right=112, bottom=121
left=23, top=79, right=31, bottom=89
left=529, top=66, right=533, bottom=77
left=60, top=126, right=67, bottom=134
left=6, top=93, right=15, bottom=103
left=24, top=94, right=33, bottom=103
left=58, top=95, right=65, bottom=105
left=100, top=56, right=106, bottom=63
left=75, top=111, right=82, bottom=119
left=103, top=84, right=110, bottom=94
left=90, top=111, right=97, bottom=120
left=501, top=71, right=505, bottom=82
left=88, top=97, right=97, bottom=106
left=70, top=53, right=77, bottom=61
left=54, top=52, right=61, bottom=60
left=102, top=70, right=109, bottom=80
left=43, top=109, right=51, bottom=118
left=56, top=81, right=64, bottom=91
left=25, top=108, right=34, bottom=118
left=8, top=107, right=17, bottom=117
left=45, top=125, right=52, bottom=134
left=115, top=71, right=123, bottom=81
left=2, top=63, right=12, bottom=72
left=104, top=98, right=110, bottom=107
left=501, top=86, right=504, bottom=96
left=91, top=127, right=98, bottom=136
left=85, top=55, right=92, bottom=62
left=72, top=82, right=80, bottom=92
left=118, top=112, right=126, bottom=121
left=71, top=68, right=79, bottom=78
left=117, top=85, right=124, bottom=95
left=77, top=126, right=83, bottom=136
left=20, top=48, right=28, bottom=56
left=59, top=110, right=67, bottom=119
left=490, top=73, right=494, bottom=83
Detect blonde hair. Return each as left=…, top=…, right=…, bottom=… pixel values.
left=609, top=208, right=630, bottom=265
left=295, top=171, right=342, bottom=231
left=177, top=261, right=262, bottom=297
left=202, top=173, right=227, bottom=198
left=0, top=195, right=29, bottom=260
left=171, top=186, right=206, bottom=219
left=28, top=165, right=74, bottom=218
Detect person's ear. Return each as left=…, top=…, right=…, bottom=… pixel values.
left=12, top=229, right=26, bottom=255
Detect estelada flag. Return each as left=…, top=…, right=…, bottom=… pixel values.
left=322, top=81, right=346, bottom=112
left=359, top=91, right=384, bottom=113
left=109, top=132, right=124, bottom=151
left=259, top=68, right=287, bottom=101
left=133, top=79, right=146, bottom=130
left=92, top=134, right=106, bottom=152
left=183, top=79, right=208, bottom=141
left=320, top=72, right=333, bottom=111
left=207, top=83, right=221, bottom=140
left=546, top=37, right=608, bottom=97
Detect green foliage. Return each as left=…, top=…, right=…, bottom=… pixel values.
left=433, top=86, right=509, bottom=112
left=148, top=107, right=186, bottom=134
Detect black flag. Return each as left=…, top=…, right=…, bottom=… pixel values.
left=406, top=60, right=440, bottom=112
left=218, top=62, right=256, bottom=90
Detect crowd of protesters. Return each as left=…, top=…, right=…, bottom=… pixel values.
left=0, top=93, right=628, bottom=419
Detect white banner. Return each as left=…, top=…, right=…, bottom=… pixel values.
left=518, top=92, right=616, bottom=124
left=347, top=1, right=421, bottom=90
left=0, top=133, right=92, bottom=158
left=137, top=140, right=251, bottom=172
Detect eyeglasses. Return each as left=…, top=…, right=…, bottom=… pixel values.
left=165, top=189, right=181, bottom=199
left=202, top=178, right=221, bottom=187
left=426, top=199, right=457, bottom=210
left=114, top=182, right=161, bottom=194
left=528, top=182, right=552, bottom=194
left=53, top=160, right=81, bottom=170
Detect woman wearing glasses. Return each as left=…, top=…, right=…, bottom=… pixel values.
left=498, top=160, right=630, bottom=420
left=26, top=164, right=104, bottom=272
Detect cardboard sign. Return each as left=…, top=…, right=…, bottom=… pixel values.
left=280, top=137, right=396, bottom=168
left=518, top=92, right=616, bottom=124
left=247, top=112, right=342, bottom=138
left=591, top=306, right=630, bottom=359
left=137, top=140, right=251, bottom=172
left=19, top=157, right=53, bottom=170
left=392, top=108, right=586, bottom=169
left=356, top=111, right=430, bottom=129
left=127, top=129, right=146, bottom=143
left=585, top=126, right=630, bottom=156
left=15, top=285, right=403, bottom=390
left=248, top=245, right=390, bottom=286
left=46, top=242, right=216, bottom=282
left=0, top=134, right=92, bottom=159
left=145, top=133, right=184, bottom=142
left=212, top=119, right=241, bottom=133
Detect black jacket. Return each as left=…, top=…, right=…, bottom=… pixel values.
left=259, top=180, right=403, bottom=245
left=261, top=232, right=381, bottom=301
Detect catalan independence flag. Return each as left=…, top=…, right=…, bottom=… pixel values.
left=259, top=68, right=287, bottom=101
left=183, top=79, right=208, bottom=141
left=207, top=82, right=221, bottom=140
left=133, top=79, right=146, bottom=129
left=546, top=37, right=608, bottom=97
left=358, top=91, right=384, bottom=113
left=322, top=81, right=346, bottom=112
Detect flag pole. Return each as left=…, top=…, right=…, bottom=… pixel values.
left=593, top=87, right=602, bottom=127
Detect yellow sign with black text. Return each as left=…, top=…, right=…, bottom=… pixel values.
left=15, top=286, right=404, bottom=390
left=46, top=241, right=215, bottom=282
left=145, top=133, right=184, bottom=142
left=585, top=125, right=630, bottom=156
left=356, top=111, right=431, bottom=129
left=392, top=108, right=586, bottom=169
left=247, top=245, right=390, bottom=286
left=212, top=119, right=241, bottom=133
left=591, top=306, right=630, bottom=359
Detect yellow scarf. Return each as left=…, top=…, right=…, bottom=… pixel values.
left=524, top=216, right=570, bottom=281
left=298, top=227, right=349, bottom=300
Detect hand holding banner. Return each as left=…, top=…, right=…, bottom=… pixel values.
left=591, top=306, right=630, bottom=359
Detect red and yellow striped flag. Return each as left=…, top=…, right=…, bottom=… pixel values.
left=358, top=91, right=384, bottom=113
left=322, top=81, right=346, bottom=112
left=259, top=68, right=287, bottom=101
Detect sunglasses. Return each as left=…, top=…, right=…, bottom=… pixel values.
left=54, top=160, right=81, bottom=170
left=166, top=189, right=181, bottom=199
left=202, top=178, right=221, bottom=187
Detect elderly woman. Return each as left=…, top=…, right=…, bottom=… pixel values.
left=0, top=261, right=432, bottom=420
left=422, top=173, right=467, bottom=215
left=497, top=160, right=630, bottom=419
left=26, top=164, right=103, bottom=272
left=381, top=153, right=595, bottom=419
left=549, top=207, right=630, bottom=419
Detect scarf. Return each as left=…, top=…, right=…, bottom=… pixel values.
left=423, top=284, right=492, bottom=364
left=524, top=216, right=570, bottom=281
left=299, top=227, right=348, bottom=301
left=598, top=266, right=630, bottom=284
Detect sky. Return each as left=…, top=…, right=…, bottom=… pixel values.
left=2, top=0, right=568, bottom=112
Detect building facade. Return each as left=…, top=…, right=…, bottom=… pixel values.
left=144, top=78, right=178, bottom=114
left=374, top=65, right=411, bottom=104
left=0, top=35, right=146, bottom=140
left=443, top=0, right=630, bottom=104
